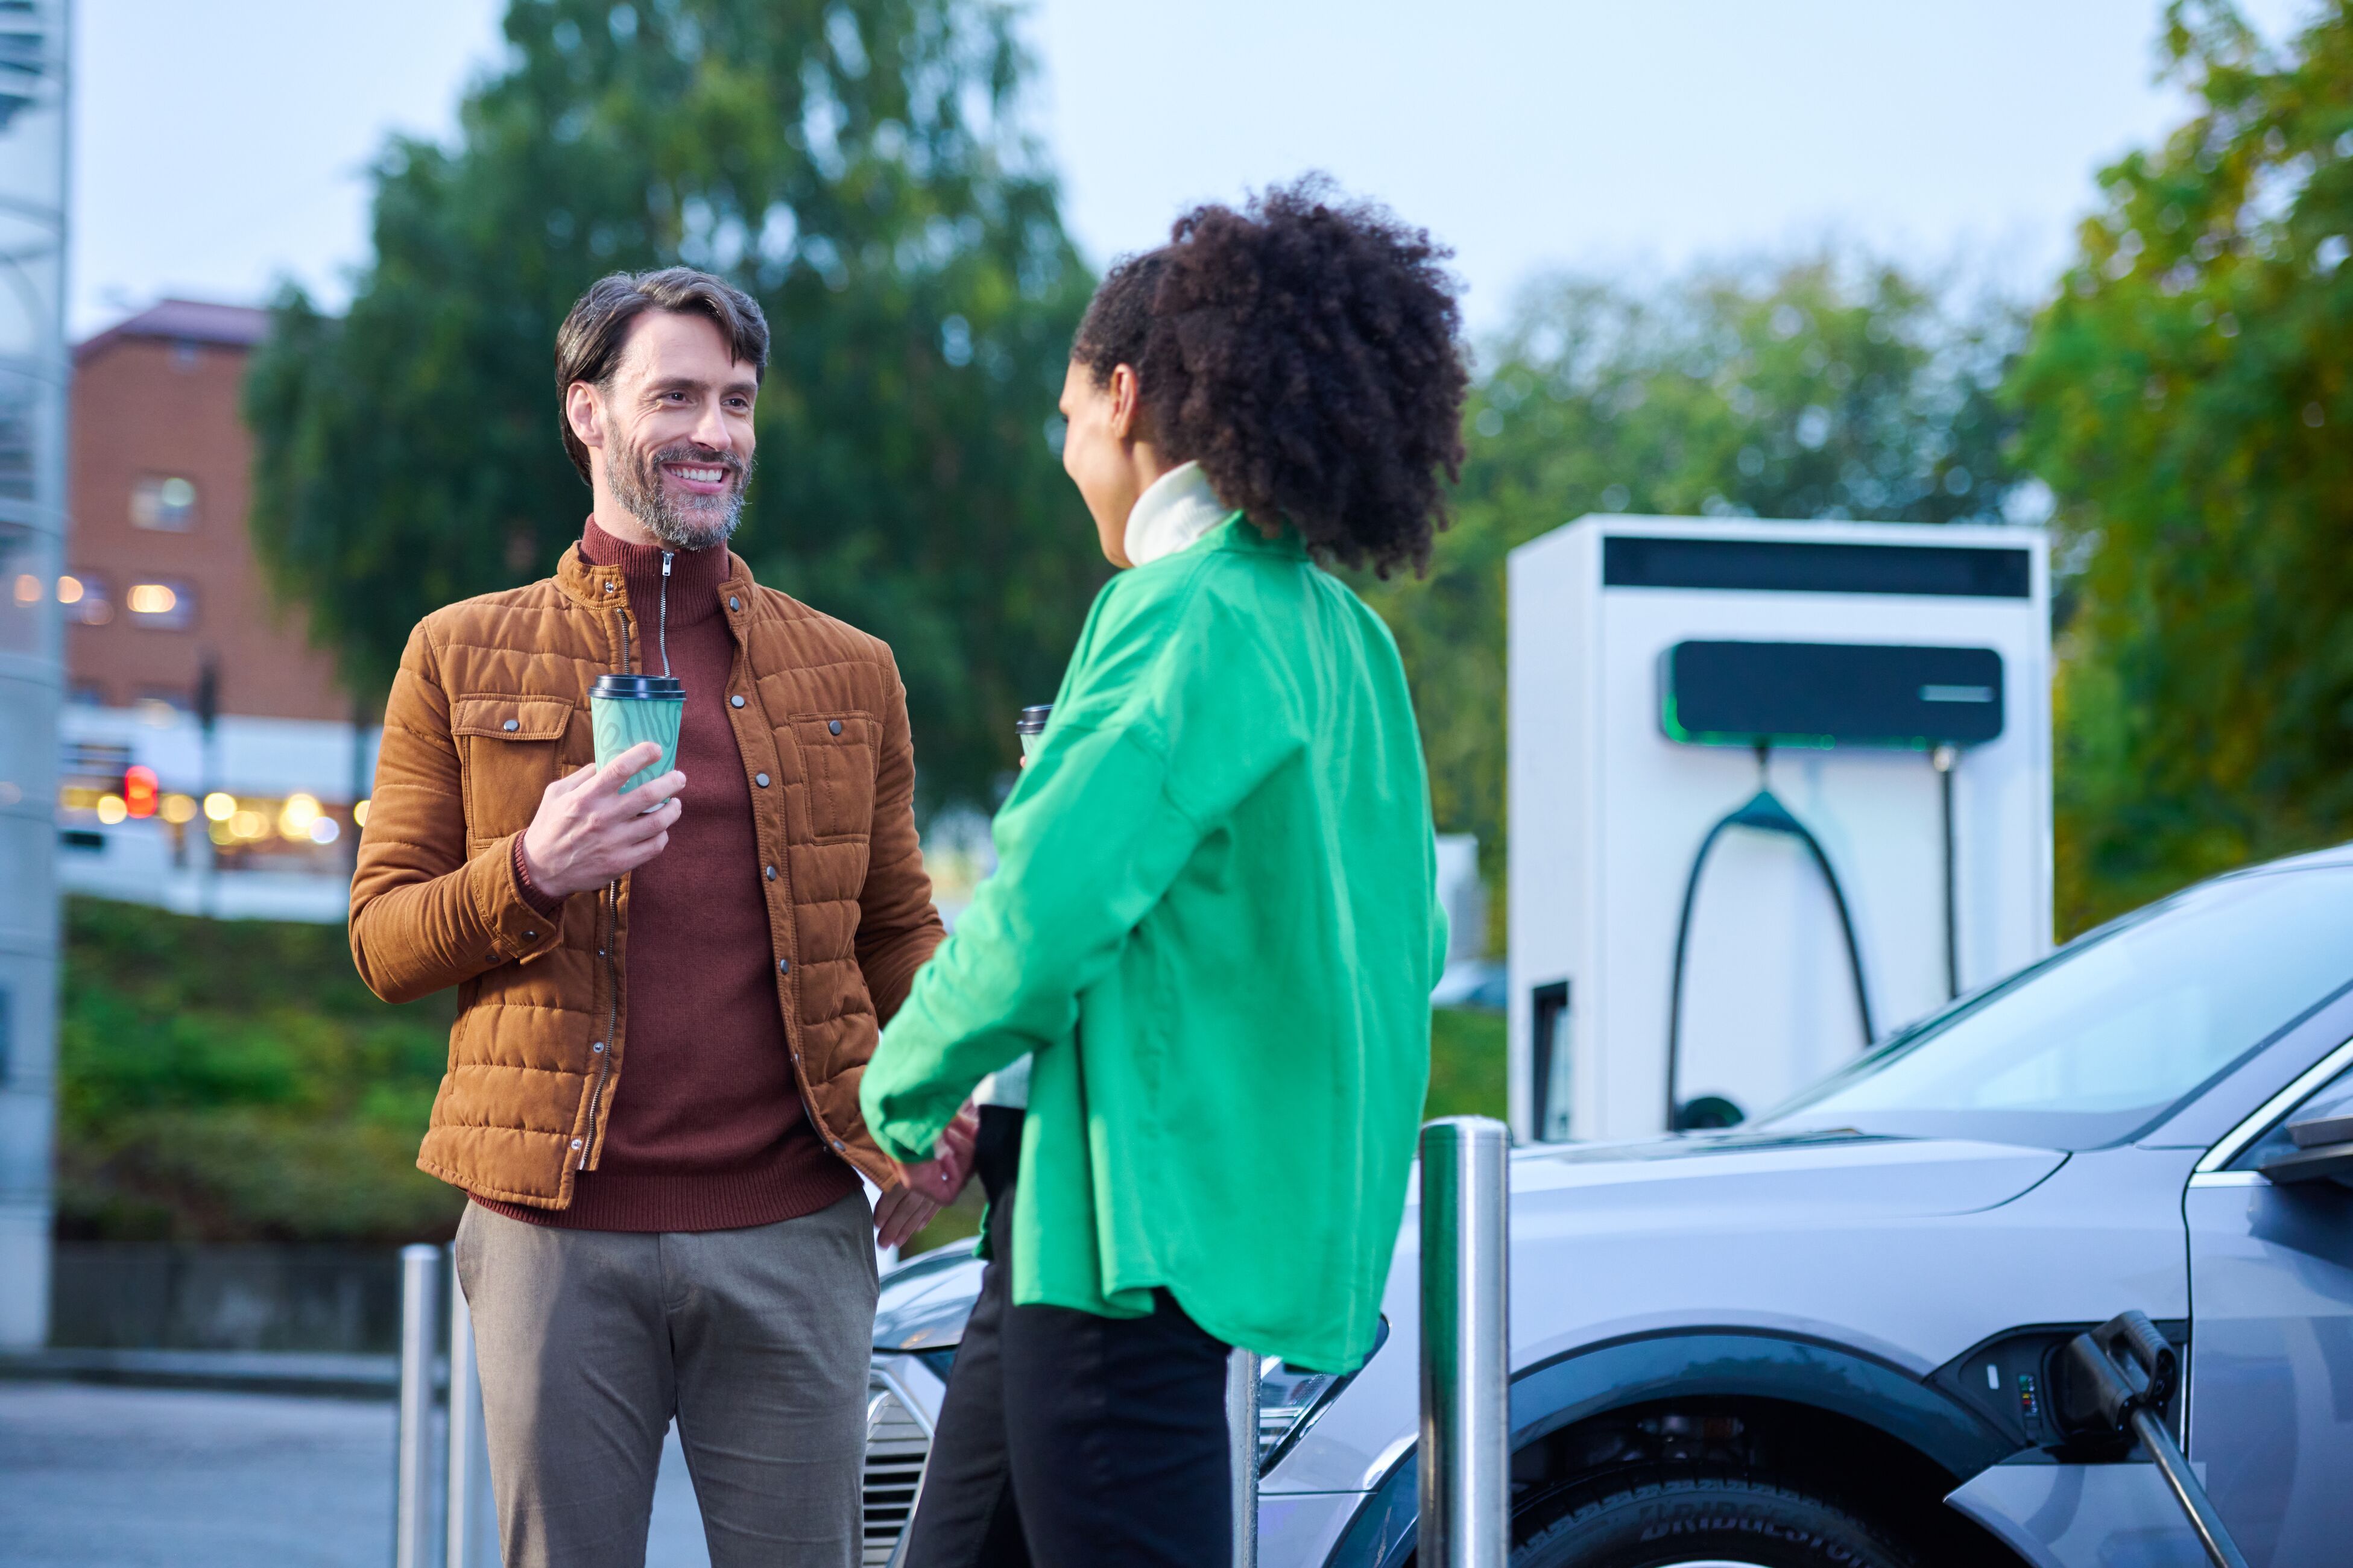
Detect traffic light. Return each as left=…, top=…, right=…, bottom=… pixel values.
left=122, top=764, right=159, bottom=820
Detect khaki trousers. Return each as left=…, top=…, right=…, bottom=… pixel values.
left=454, top=1191, right=877, bottom=1568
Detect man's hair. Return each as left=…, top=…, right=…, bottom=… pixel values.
left=554, top=267, right=771, bottom=482
left=1071, top=178, right=1468, bottom=578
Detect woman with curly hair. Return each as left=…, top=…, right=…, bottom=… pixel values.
left=863, top=178, right=1467, bottom=1567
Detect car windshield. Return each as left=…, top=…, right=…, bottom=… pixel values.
left=1754, top=865, right=2353, bottom=1150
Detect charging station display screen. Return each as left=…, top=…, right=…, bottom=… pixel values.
left=1663, top=640, right=2005, bottom=749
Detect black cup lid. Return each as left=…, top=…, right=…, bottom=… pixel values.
left=593, top=674, right=685, bottom=699
left=1017, top=704, right=1053, bottom=734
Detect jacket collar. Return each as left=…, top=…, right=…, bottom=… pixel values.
left=554, top=529, right=754, bottom=618
left=580, top=518, right=732, bottom=631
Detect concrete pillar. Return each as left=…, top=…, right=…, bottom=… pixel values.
left=0, top=0, right=72, bottom=1350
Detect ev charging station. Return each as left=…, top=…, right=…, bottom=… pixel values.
left=1507, top=516, right=2053, bottom=1144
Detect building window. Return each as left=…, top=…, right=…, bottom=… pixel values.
left=133, top=688, right=191, bottom=725
left=125, top=578, right=195, bottom=631
left=57, top=571, right=112, bottom=626
left=131, top=475, right=199, bottom=531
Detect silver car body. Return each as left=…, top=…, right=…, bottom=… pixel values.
left=865, top=851, right=2353, bottom=1567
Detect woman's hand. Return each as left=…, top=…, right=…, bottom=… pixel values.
left=899, top=1104, right=981, bottom=1204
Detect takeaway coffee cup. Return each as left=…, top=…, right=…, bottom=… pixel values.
left=591, top=674, right=685, bottom=796
left=1017, top=704, right=1052, bottom=763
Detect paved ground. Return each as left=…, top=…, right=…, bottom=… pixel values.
left=0, top=1382, right=713, bottom=1567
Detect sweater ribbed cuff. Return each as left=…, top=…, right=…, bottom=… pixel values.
left=511, top=835, right=564, bottom=918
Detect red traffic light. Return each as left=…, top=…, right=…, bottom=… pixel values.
left=123, top=764, right=159, bottom=819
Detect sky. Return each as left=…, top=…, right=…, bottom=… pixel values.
left=71, top=0, right=2325, bottom=341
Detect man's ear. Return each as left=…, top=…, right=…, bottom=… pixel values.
left=565, top=380, right=607, bottom=455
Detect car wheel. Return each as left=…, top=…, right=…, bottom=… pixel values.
left=1513, top=1473, right=1921, bottom=1568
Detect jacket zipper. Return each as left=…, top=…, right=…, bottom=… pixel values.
left=580, top=603, right=632, bottom=1171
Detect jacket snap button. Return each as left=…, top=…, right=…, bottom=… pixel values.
left=728, top=596, right=741, bottom=611
left=604, top=582, right=616, bottom=594
left=763, top=865, right=775, bottom=880
left=755, top=772, right=770, bottom=787
left=570, top=1138, right=583, bottom=1150
left=503, top=719, right=519, bottom=732
left=777, top=958, right=791, bottom=975
left=524, top=931, right=536, bottom=940
left=829, top=719, right=842, bottom=735
left=592, top=1041, right=605, bottom=1053
left=730, top=694, right=745, bottom=708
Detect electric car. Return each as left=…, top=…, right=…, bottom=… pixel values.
left=861, top=845, right=2353, bottom=1567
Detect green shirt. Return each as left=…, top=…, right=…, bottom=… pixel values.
left=861, top=517, right=1443, bottom=1371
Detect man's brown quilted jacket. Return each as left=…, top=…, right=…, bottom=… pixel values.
left=350, top=543, right=943, bottom=1209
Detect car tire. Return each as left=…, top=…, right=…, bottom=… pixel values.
left=1513, top=1473, right=1921, bottom=1568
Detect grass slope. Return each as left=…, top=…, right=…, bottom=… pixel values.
left=58, top=897, right=463, bottom=1243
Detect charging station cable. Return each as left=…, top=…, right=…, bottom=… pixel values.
left=1931, top=744, right=1959, bottom=1001
left=1665, top=745, right=1875, bottom=1132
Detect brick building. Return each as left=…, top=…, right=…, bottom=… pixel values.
left=52, top=301, right=373, bottom=921
left=66, top=300, right=344, bottom=720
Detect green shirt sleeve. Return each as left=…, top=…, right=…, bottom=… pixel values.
left=860, top=564, right=1297, bottom=1164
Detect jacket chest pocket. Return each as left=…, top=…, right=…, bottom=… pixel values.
left=454, top=695, right=579, bottom=848
left=790, top=714, right=876, bottom=842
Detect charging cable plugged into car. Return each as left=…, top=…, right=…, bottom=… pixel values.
left=2052, top=1311, right=2249, bottom=1568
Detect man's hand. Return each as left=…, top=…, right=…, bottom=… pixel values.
left=519, top=742, right=685, bottom=900
left=873, top=1184, right=940, bottom=1251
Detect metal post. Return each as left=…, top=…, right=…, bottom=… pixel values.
left=1419, top=1117, right=1509, bottom=1568
left=1227, top=1345, right=1260, bottom=1568
left=444, top=1250, right=484, bottom=1568
left=394, top=1243, right=440, bottom=1568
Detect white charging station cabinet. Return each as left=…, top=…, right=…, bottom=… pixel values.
left=1507, top=516, right=2052, bottom=1144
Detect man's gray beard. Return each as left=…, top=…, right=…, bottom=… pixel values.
left=611, top=440, right=751, bottom=550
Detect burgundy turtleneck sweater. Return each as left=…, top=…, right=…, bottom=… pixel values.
left=475, top=518, right=859, bottom=1233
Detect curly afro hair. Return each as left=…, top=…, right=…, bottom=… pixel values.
left=1073, top=178, right=1468, bottom=577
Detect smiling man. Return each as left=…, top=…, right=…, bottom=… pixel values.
left=350, top=268, right=959, bottom=1568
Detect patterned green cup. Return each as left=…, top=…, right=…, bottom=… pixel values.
left=591, top=675, right=684, bottom=796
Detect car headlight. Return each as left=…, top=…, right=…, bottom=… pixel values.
left=1254, top=1317, right=1387, bottom=1473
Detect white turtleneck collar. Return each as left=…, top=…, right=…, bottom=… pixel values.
left=1123, top=461, right=1233, bottom=568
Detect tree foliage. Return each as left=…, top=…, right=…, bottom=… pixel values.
left=246, top=0, right=1102, bottom=811
left=1358, top=258, right=2034, bottom=942
left=2013, top=0, right=2353, bottom=933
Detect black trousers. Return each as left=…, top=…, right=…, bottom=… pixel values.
left=901, top=1109, right=1234, bottom=1568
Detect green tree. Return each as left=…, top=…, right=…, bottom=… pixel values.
left=246, top=0, right=1101, bottom=812
left=1359, top=258, right=2033, bottom=942
left=2013, top=0, right=2353, bottom=934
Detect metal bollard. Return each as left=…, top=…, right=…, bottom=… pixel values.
left=445, top=1249, right=487, bottom=1568
left=394, top=1243, right=441, bottom=1568
left=1418, top=1117, right=1509, bottom=1568
left=1227, top=1345, right=1260, bottom=1568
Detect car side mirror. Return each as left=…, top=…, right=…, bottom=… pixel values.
left=2258, top=1097, right=2353, bottom=1188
